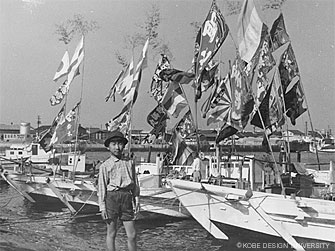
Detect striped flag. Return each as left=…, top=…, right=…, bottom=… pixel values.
left=105, top=69, right=124, bottom=102
left=237, top=0, right=263, bottom=63
left=53, top=51, right=70, bottom=82
left=67, top=36, right=84, bottom=85
left=118, top=38, right=149, bottom=110
left=160, top=82, right=188, bottom=118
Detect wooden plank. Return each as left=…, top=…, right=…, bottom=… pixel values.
left=1, top=172, right=36, bottom=203
left=46, top=182, right=77, bottom=214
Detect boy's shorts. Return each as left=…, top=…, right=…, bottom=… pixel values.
left=105, top=190, right=134, bottom=222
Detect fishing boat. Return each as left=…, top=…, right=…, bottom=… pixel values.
left=309, top=137, right=335, bottom=154
left=160, top=0, right=335, bottom=249
left=0, top=154, right=191, bottom=219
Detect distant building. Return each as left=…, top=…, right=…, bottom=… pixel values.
left=282, top=130, right=305, bottom=142
left=0, top=123, right=32, bottom=142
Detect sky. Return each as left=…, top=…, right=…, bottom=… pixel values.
left=0, top=0, right=334, bottom=134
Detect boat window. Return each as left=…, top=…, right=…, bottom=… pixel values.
left=18, top=151, right=23, bottom=155
left=10, top=151, right=14, bottom=155
left=32, top=144, right=38, bottom=155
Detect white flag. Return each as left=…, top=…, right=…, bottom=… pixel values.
left=53, top=51, right=70, bottom=81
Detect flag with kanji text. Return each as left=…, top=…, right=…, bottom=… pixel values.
left=194, top=0, right=229, bottom=100
left=147, top=104, right=168, bottom=137
left=50, top=102, right=81, bottom=146
left=150, top=54, right=171, bottom=102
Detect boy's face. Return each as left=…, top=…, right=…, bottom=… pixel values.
left=108, top=140, right=125, bottom=158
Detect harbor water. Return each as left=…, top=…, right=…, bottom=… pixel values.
left=1, top=150, right=334, bottom=251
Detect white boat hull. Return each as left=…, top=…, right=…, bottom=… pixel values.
left=3, top=171, right=190, bottom=219
left=168, top=179, right=335, bottom=246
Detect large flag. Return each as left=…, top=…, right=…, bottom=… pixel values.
left=171, top=129, right=194, bottom=165
left=147, top=104, right=168, bottom=137
left=230, top=58, right=254, bottom=129
left=284, top=80, right=306, bottom=125
left=53, top=51, right=70, bottom=82
left=194, top=60, right=219, bottom=100
left=278, top=43, right=300, bottom=93
left=39, top=104, right=66, bottom=152
left=175, top=109, right=195, bottom=138
left=105, top=70, right=124, bottom=102
left=251, top=68, right=285, bottom=132
left=207, top=58, right=253, bottom=136
left=237, top=0, right=263, bottom=63
left=150, top=54, right=171, bottom=102
left=253, top=28, right=276, bottom=110
left=160, top=82, right=188, bottom=118
left=270, top=13, right=290, bottom=51
left=50, top=102, right=81, bottom=146
left=50, top=80, right=69, bottom=106
left=67, top=36, right=84, bottom=85
left=194, top=0, right=229, bottom=99
left=106, top=110, right=130, bottom=134
left=159, top=68, right=195, bottom=85
left=206, top=74, right=231, bottom=125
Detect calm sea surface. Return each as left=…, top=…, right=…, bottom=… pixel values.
left=1, top=151, right=334, bottom=251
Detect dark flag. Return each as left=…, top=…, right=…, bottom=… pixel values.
left=39, top=104, right=66, bottom=152
left=278, top=43, right=300, bottom=93
left=175, top=109, right=195, bottom=138
left=270, top=13, right=290, bottom=51
left=159, top=68, right=195, bottom=85
left=150, top=54, right=171, bottom=102
left=194, top=0, right=229, bottom=100
left=50, top=102, right=81, bottom=146
left=284, top=81, right=307, bottom=125
left=147, top=104, right=168, bottom=137
left=195, top=61, right=219, bottom=100
left=216, top=125, right=238, bottom=144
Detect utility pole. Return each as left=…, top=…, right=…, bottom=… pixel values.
left=37, top=115, right=41, bottom=139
